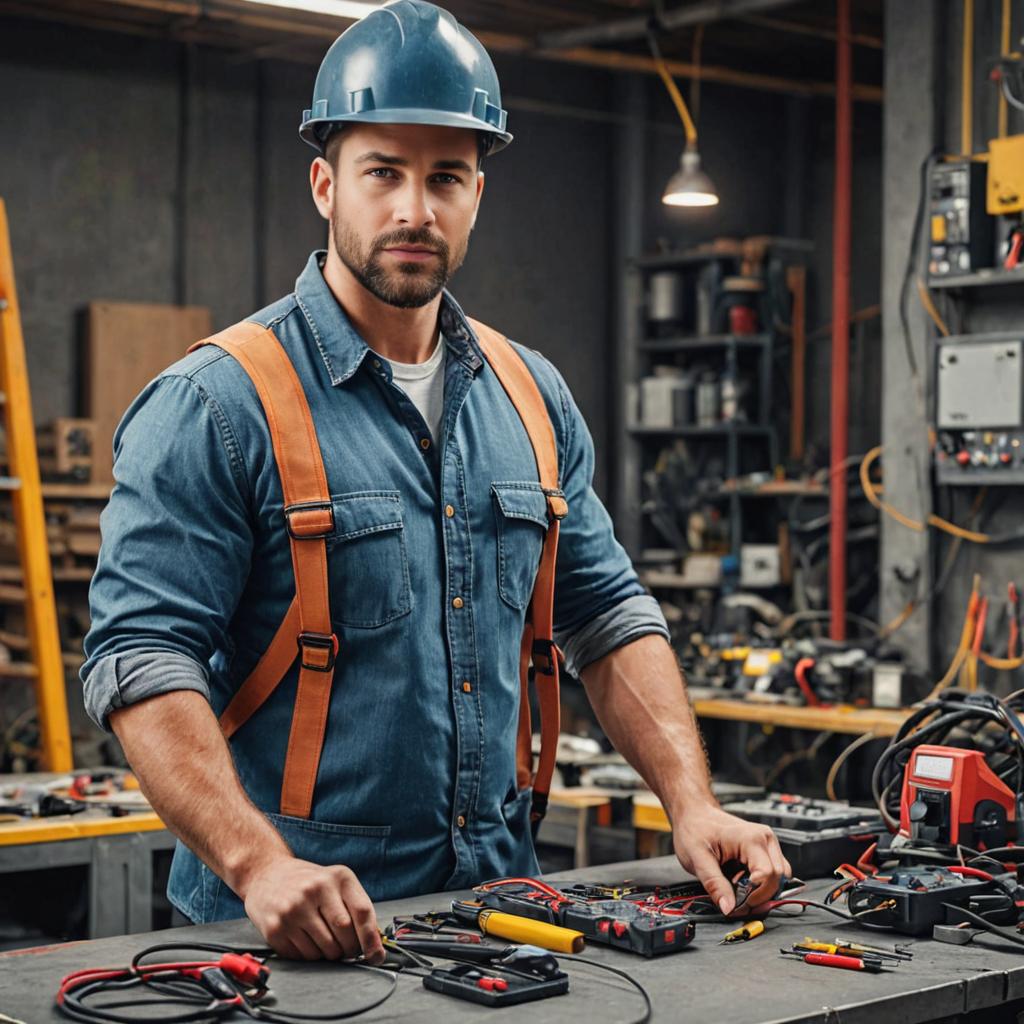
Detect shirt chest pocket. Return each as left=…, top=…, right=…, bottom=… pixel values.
left=491, top=482, right=549, bottom=611
left=326, top=492, right=412, bottom=629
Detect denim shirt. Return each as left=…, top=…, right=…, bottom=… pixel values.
left=81, top=252, right=667, bottom=922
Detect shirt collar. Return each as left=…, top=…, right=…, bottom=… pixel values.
left=294, top=250, right=484, bottom=386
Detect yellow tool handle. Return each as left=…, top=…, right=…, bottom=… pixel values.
left=724, top=920, right=765, bottom=943
left=800, top=939, right=839, bottom=954
left=477, top=909, right=584, bottom=953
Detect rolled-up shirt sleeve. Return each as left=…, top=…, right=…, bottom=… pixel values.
left=81, top=372, right=253, bottom=730
left=536, top=358, right=669, bottom=676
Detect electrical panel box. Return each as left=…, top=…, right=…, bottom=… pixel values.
left=935, top=334, right=1024, bottom=484
left=740, top=544, right=781, bottom=588
left=927, top=160, right=992, bottom=279
left=987, top=134, right=1024, bottom=215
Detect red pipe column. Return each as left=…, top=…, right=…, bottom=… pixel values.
left=829, top=0, right=852, bottom=641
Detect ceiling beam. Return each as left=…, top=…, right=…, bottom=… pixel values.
left=0, top=0, right=883, bottom=102
left=740, top=13, right=883, bottom=50
left=536, top=0, right=802, bottom=50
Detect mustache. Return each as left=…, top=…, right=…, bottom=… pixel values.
left=371, top=229, right=449, bottom=257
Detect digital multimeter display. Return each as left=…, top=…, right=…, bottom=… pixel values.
left=914, top=754, right=954, bottom=781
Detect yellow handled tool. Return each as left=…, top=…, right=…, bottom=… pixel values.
left=476, top=908, right=584, bottom=954
left=719, top=920, right=765, bottom=944
left=797, top=939, right=840, bottom=955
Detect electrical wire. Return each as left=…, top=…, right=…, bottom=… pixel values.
left=962, top=0, right=975, bottom=156
left=879, top=489, right=987, bottom=639
left=941, top=903, right=1024, bottom=949
left=860, top=448, right=994, bottom=543
left=926, top=576, right=980, bottom=700
left=646, top=32, right=697, bottom=145
left=690, top=24, right=704, bottom=126
left=915, top=277, right=950, bottom=336
left=775, top=609, right=880, bottom=638
left=557, top=955, right=652, bottom=1024
left=764, top=731, right=833, bottom=789
left=58, top=943, right=398, bottom=1024
left=825, top=732, right=879, bottom=801
left=1002, top=70, right=1024, bottom=113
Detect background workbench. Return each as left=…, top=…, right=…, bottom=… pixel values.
left=3, top=857, right=1024, bottom=1024
left=0, top=773, right=175, bottom=942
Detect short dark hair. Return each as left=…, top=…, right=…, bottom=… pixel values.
left=321, top=125, right=490, bottom=171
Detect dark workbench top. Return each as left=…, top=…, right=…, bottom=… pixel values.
left=3, top=857, right=1023, bottom=1024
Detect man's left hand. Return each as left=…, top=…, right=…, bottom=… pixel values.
left=671, top=802, right=792, bottom=915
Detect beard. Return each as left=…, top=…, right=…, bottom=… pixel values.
left=332, top=209, right=469, bottom=309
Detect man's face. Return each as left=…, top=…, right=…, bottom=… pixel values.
left=317, top=123, right=484, bottom=309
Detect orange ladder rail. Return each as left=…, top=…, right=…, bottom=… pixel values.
left=0, top=198, right=72, bottom=771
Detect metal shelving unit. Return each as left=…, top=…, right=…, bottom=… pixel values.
left=623, top=250, right=781, bottom=561
left=928, top=267, right=1024, bottom=290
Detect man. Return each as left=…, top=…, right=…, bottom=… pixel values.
left=82, top=0, right=789, bottom=965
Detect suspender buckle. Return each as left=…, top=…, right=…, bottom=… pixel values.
left=285, top=501, right=335, bottom=539
left=542, top=488, right=568, bottom=521
left=531, top=638, right=560, bottom=677
left=297, top=631, right=339, bottom=672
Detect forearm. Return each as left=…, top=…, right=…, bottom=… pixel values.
left=110, top=690, right=290, bottom=896
left=580, top=633, right=715, bottom=822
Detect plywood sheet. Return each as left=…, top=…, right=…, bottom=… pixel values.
left=83, top=302, right=211, bottom=482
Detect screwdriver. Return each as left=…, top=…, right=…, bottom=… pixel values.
left=720, top=920, right=765, bottom=944
left=796, top=939, right=907, bottom=962
left=827, top=937, right=913, bottom=961
left=781, top=948, right=884, bottom=973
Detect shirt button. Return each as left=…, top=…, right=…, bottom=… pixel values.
left=420, top=438, right=431, bottom=451
left=372, top=359, right=381, bottom=369
left=445, top=504, right=455, bottom=518
left=462, top=680, right=472, bottom=693
left=456, top=815, right=466, bottom=828
left=452, top=596, right=464, bottom=609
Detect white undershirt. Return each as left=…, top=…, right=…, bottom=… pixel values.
left=382, top=334, right=447, bottom=442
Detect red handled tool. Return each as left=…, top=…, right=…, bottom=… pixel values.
left=781, top=948, right=883, bottom=973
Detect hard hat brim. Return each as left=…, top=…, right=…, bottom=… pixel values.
left=300, top=109, right=512, bottom=155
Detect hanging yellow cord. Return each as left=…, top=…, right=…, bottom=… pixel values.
left=860, top=447, right=992, bottom=543
left=651, top=52, right=698, bottom=145
left=962, top=0, right=974, bottom=156
left=999, top=0, right=1011, bottom=138
left=925, top=575, right=980, bottom=700
left=916, top=277, right=950, bottom=336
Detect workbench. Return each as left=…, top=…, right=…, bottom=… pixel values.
left=0, top=774, right=174, bottom=940
left=4, top=857, right=1024, bottom=1023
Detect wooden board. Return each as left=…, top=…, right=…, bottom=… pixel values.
left=692, top=698, right=912, bottom=736
left=0, top=809, right=164, bottom=846
left=83, top=303, right=211, bottom=482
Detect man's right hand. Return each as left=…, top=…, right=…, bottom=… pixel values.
left=241, top=856, right=385, bottom=963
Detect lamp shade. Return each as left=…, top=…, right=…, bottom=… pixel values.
left=662, top=147, right=719, bottom=207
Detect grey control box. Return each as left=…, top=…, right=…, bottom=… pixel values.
left=935, top=334, right=1024, bottom=484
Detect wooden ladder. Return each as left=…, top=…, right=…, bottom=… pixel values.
left=0, top=198, right=72, bottom=771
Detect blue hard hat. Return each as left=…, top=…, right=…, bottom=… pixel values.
left=300, top=0, right=512, bottom=155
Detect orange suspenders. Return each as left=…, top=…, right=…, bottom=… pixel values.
left=189, top=317, right=566, bottom=826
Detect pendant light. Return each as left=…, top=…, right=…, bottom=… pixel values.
left=648, top=32, right=719, bottom=208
